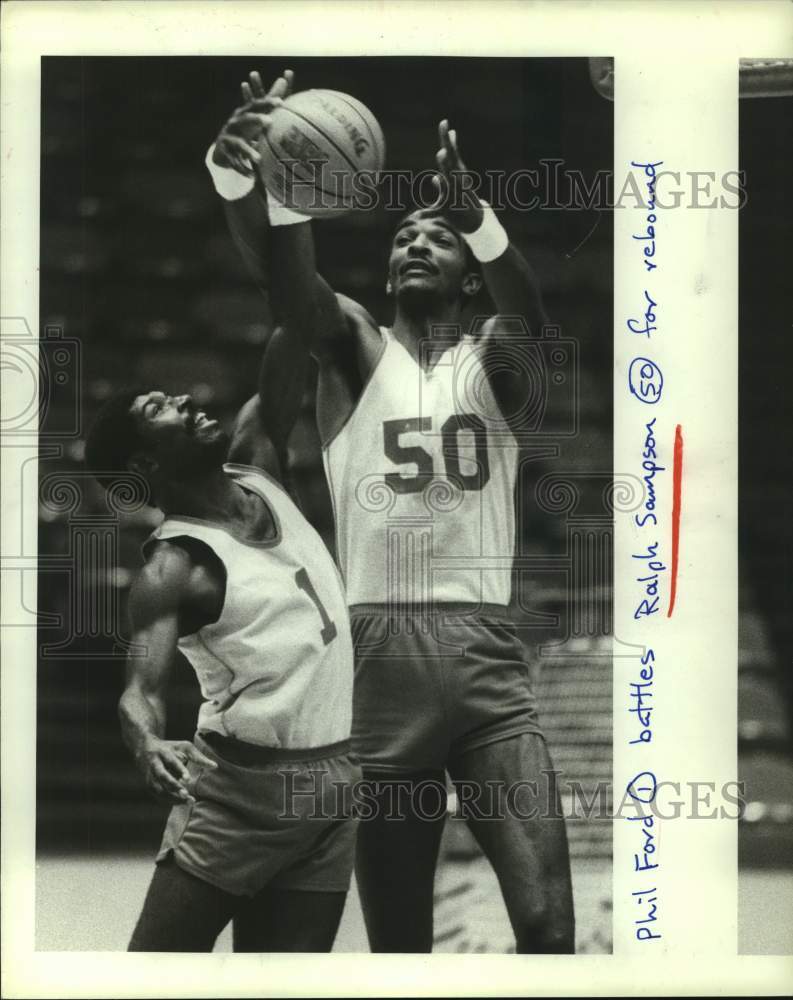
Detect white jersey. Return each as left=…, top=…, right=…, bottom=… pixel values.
left=144, top=464, right=353, bottom=748
left=323, top=328, right=520, bottom=607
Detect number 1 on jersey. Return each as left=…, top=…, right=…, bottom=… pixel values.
left=295, top=567, right=338, bottom=645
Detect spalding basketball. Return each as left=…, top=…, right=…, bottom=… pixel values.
left=257, top=89, right=385, bottom=218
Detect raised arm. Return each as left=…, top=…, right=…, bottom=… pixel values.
left=434, top=120, right=548, bottom=331
left=210, top=70, right=382, bottom=447
left=206, top=71, right=315, bottom=473
left=433, top=120, right=549, bottom=428
left=119, top=544, right=216, bottom=805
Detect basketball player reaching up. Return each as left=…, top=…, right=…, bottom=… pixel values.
left=85, top=74, right=359, bottom=948
left=208, top=70, right=574, bottom=953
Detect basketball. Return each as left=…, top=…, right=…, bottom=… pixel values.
left=257, top=89, right=385, bottom=217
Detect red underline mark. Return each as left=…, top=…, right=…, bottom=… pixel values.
left=667, top=424, right=684, bottom=617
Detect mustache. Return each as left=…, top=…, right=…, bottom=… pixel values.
left=400, top=258, right=438, bottom=275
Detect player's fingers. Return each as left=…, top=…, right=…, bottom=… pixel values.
left=241, top=81, right=254, bottom=105
left=180, top=744, right=218, bottom=770
left=234, top=111, right=274, bottom=131
left=225, top=134, right=261, bottom=164
left=267, top=75, right=290, bottom=103
left=251, top=96, right=283, bottom=116
left=448, top=129, right=464, bottom=168
left=249, top=71, right=267, bottom=98
left=430, top=171, right=449, bottom=210
left=268, top=69, right=293, bottom=99
left=233, top=148, right=257, bottom=176
left=161, top=748, right=190, bottom=783
left=247, top=96, right=281, bottom=112
left=448, top=131, right=469, bottom=174
left=151, top=757, right=186, bottom=793
left=436, top=147, right=450, bottom=173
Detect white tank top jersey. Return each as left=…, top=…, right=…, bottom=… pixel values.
left=323, top=328, right=520, bottom=607
left=144, top=464, right=353, bottom=749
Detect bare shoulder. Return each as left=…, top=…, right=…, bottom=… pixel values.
left=337, top=293, right=378, bottom=332
left=130, top=541, right=196, bottom=622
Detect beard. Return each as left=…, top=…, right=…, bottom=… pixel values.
left=167, top=427, right=230, bottom=479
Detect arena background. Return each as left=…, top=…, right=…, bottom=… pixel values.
left=737, top=84, right=793, bottom=954
left=37, top=54, right=609, bottom=953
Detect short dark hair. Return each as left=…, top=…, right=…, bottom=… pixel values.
left=84, top=387, right=148, bottom=492
left=392, top=207, right=481, bottom=276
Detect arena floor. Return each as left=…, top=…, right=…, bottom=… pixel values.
left=35, top=852, right=613, bottom=953
left=35, top=852, right=793, bottom=954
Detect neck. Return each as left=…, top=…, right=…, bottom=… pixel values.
left=157, top=465, right=244, bottom=522
left=392, top=298, right=464, bottom=366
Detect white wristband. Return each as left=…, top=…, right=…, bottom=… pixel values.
left=205, top=144, right=255, bottom=201
left=462, top=200, right=509, bottom=263
left=265, top=190, right=310, bottom=227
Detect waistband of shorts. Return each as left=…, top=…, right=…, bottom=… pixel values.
left=198, top=732, right=352, bottom=766
left=349, top=602, right=511, bottom=618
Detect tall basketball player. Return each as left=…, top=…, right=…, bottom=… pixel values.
left=208, top=69, right=574, bottom=954
left=85, top=83, right=359, bottom=946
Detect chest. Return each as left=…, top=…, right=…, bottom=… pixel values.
left=363, top=341, right=504, bottom=482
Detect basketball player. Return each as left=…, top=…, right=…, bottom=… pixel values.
left=208, top=70, right=574, bottom=954
left=85, top=130, right=359, bottom=947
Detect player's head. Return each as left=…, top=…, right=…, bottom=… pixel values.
left=85, top=387, right=228, bottom=504
left=387, top=208, right=482, bottom=310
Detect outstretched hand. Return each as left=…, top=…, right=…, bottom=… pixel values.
left=213, top=69, right=294, bottom=176
left=432, top=119, right=484, bottom=234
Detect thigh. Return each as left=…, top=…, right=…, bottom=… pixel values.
left=129, top=856, right=237, bottom=952
left=354, top=771, right=448, bottom=953
left=445, top=615, right=543, bottom=757
left=448, top=733, right=575, bottom=953
left=232, top=888, right=347, bottom=952
left=351, top=612, right=449, bottom=773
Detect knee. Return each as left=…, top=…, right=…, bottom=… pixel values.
left=514, top=908, right=575, bottom=954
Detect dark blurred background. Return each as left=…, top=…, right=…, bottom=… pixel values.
left=738, top=92, right=793, bottom=877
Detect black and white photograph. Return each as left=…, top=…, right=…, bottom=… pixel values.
left=2, top=2, right=793, bottom=998
left=737, top=57, right=793, bottom=955
left=33, top=54, right=613, bottom=955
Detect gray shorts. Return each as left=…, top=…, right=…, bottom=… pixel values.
left=350, top=604, right=543, bottom=774
left=157, top=732, right=361, bottom=896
